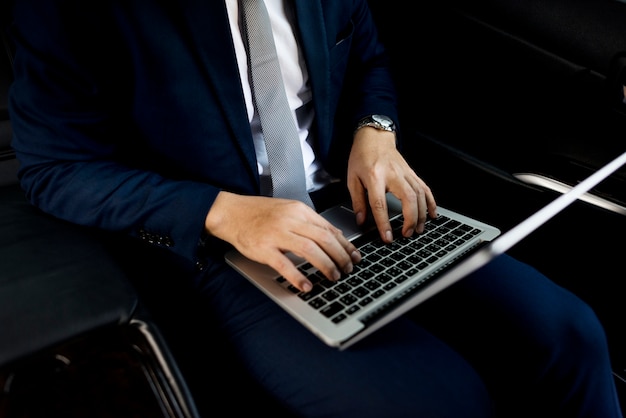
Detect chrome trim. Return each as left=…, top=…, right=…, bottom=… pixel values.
left=513, top=172, right=626, bottom=216
left=130, top=319, right=198, bottom=418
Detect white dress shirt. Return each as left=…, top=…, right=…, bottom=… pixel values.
left=225, top=0, right=334, bottom=194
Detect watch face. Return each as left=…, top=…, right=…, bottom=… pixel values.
left=372, top=114, right=393, bottom=129
left=355, top=115, right=395, bottom=133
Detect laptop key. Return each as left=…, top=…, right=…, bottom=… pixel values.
left=320, top=302, right=344, bottom=318
left=294, top=211, right=488, bottom=324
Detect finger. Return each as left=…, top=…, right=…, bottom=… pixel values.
left=326, top=226, right=362, bottom=271
left=424, top=182, right=438, bottom=218
left=398, top=184, right=418, bottom=237
left=291, top=222, right=361, bottom=282
left=415, top=177, right=437, bottom=229
left=413, top=187, right=427, bottom=234
left=267, top=251, right=314, bottom=293
left=398, top=174, right=436, bottom=235
left=367, top=184, right=394, bottom=243
left=348, top=178, right=368, bottom=226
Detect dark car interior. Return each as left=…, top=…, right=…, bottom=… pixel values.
left=1, top=0, right=626, bottom=416
left=370, top=0, right=626, bottom=405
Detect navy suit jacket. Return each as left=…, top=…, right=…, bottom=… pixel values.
left=9, top=0, right=399, bottom=268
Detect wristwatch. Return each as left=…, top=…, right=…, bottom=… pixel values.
left=355, top=114, right=396, bottom=133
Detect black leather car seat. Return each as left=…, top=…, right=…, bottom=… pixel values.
left=0, top=6, right=200, bottom=417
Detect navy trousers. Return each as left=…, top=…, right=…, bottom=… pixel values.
left=196, top=253, right=622, bottom=417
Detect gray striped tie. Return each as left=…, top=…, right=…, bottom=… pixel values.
left=239, top=0, right=314, bottom=208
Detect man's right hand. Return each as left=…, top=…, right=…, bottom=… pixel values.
left=204, top=192, right=361, bottom=292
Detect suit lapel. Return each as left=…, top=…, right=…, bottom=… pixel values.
left=176, top=0, right=332, bottom=185
left=178, top=0, right=259, bottom=182
left=292, top=0, right=332, bottom=156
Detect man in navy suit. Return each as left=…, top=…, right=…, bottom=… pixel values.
left=8, top=0, right=623, bottom=416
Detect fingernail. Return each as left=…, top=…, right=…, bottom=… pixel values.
left=351, top=250, right=362, bottom=263
left=385, top=230, right=393, bottom=242
left=302, top=282, right=312, bottom=293
left=343, top=262, right=353, bottom=274
left=332, top=270, right=341, bottom=281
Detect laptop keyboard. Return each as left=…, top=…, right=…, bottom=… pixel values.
left=275, top=214, right=484, bottom=325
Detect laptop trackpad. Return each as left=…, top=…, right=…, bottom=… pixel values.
left=320, top=205, right=363, bottom=240
left=320, top=194, right=403, bottom=240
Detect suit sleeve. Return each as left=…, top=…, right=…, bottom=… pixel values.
left=320, top=0, right=402, bottom=171
left=347, top=0, right=400, bottom=126
left=8, top=1, right=220, bottom=267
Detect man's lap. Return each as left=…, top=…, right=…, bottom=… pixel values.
left=197, top=259, right=494, bottom=417
left=194, top=253, right=616, bottom=417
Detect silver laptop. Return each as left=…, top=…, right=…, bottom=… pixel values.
left=225, top=150, right=626, bottom=350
